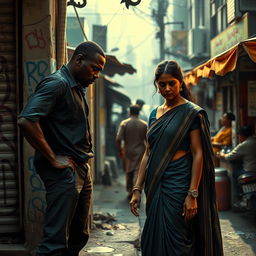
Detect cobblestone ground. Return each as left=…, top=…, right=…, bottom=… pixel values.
left=80, top=177, right=140, bottom=256
left=80, top=178, right=256, bottom=256
left=219, top=211, right=256, bottom=256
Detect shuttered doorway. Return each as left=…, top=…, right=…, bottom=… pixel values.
left=0, top=0, right=20, bottom=235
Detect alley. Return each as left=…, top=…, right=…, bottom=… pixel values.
left=79, top=175, right=256, bottom=256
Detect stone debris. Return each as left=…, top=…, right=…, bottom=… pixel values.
left=93, top=212, right=116, bottom=222
left=93, top=212, right=118, bottom=230
left=113, top=224, right=126, bottom=230
left=101, top=223, right=112, bottom=230
left=105, top=231, right=115, bottom=236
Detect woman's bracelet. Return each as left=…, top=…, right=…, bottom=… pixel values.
left=132, top=185, right=143, bottom=193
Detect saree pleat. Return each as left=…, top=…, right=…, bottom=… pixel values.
left=141, top=102, right=223, bottom=256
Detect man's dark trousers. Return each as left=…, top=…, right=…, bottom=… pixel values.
left=36, top=162, right=92, bottom=256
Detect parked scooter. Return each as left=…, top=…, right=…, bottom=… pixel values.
left=237, top=171, right=256, bottom=211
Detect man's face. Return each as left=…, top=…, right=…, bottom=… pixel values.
left=75, top=52, right=106, bottom=87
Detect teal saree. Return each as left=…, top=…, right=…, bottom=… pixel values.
left=141, top=102, right=223, bottom=256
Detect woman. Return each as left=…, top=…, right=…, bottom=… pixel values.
left=130, top=60, right=223, bottom=256
left=212, top=112, right=235, bottom=154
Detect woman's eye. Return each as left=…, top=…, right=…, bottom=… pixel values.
left=159, top=82, right=166, bottom=87
left=168, top=81, right=175, bottom=86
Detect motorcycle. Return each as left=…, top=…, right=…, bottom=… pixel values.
left=237, top=171, right=256, bottom=211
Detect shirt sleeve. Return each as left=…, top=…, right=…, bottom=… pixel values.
left=19, top=78, right=64, bottom=122
left=116, top=122, right=125, bottom=141
left=224, top=143, right=244, bottom=161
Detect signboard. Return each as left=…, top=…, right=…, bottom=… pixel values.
left=248, top=81, right=256, bottom=117
left=170, top=30, right=188, bottom=55
left=210, top=14, right=248, bottom=57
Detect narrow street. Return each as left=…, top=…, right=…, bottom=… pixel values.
left=82, top=175, right=256, bottom=256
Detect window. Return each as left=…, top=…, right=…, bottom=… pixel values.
left=199, top=0, right=205, bottom=26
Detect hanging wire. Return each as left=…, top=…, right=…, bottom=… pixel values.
left=73, top=5, right=88, bottom=41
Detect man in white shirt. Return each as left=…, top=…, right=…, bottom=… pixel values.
left=219, top=125, right=256, bottom=202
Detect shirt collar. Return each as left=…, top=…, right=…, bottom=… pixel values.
left=61, top=65, right=79, bottom=88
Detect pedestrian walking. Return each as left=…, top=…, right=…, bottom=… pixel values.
left=130, top=60, right=223, bottom=256
left=135, top=99, right=148, bottom=122
left=116, top=104, right=147, bottom=199
left=18, top=41, right=106, bottom=256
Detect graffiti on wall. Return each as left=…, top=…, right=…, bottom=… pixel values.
left=27, top=156, right=46, bottom=224
left=0, top=56, right=17, bottom=206
left=24, top=15, right=51, bottom=52
left=25, top=28, right=47, bottom=50
left=25, top=59, right=56, bottom=94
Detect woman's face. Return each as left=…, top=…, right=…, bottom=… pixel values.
left=221, top=114, right=230, bottom=126
left=157, top=73, right=182, bottom=101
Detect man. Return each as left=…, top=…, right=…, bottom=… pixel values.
left=219, top=125, right=256, bottom=202
left=116, top=105, right=147, bottom=199
left=135, top=99, right=148, bottom=122
left=18, top=41, right=106, bottom=256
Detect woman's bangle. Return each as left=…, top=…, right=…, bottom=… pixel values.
left=132, top=185, right=143, bottom=193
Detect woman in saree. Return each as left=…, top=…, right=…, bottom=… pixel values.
left=130, top=60, right=223, bottom=256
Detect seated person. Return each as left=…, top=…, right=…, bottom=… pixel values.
left=218, top=125, right=256, bottom=203
left=211, top=112, right=235, bottom=154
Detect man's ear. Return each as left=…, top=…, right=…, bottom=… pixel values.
left=75, top=54, right=83, bottom=66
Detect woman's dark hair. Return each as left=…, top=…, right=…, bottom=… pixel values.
left=224, top=112, right=235, bottom=121
left=153, top=60, right=192, bottom=101
left=239, top=125, right=254, bottom=137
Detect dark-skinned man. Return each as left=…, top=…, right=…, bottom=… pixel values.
left=18, top=41, right=106, bottom=256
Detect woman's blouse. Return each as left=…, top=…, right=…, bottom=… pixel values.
left=148, top=107, right=200, bottom=151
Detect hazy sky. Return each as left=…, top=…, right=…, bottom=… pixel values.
left=67, top=0, right=161, bottom=108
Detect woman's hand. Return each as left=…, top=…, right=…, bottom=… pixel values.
left=51, top=155, right=77, bottom=172
left=130, top=191, right=141, bottom=217
left=183, top=195, right=197, bottom=221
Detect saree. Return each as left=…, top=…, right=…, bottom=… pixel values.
left=141, top=102, right=223, bottom=256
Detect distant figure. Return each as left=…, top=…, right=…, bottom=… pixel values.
left=116, top=104, right=147, bottom=199
left=211, top=112, right=235, bottom=166
left=136, top=99, right=148, bottom=122
left=211, top=112, right=235, bottom=154
left=219, top=125, right=256, bottom=201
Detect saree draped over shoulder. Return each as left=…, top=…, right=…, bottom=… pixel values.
left=141, top=102, right=223, bottom=256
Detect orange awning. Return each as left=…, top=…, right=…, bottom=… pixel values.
left=184, top=37, right=256, bottom=86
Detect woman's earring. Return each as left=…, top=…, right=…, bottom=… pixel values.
left=180, top=87, right=183, bottom=92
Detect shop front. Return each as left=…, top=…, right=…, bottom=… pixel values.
left=184, top=37, right=256, bottom=141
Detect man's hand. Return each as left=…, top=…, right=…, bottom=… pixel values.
left=216, top=151, right=226, bottom=158
left=50, top=155, right=77, bottom=171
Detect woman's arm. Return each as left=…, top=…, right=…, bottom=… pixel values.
left=183, top=129, right=203, bottom=221
left=130, top=143, right=149, bottom=216
left=189, top=129, right=204, bottom=190
left=134, top=143, right=150, bottom=188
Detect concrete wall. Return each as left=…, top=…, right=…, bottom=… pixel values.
left=22, top=0, right=57, bottom=251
